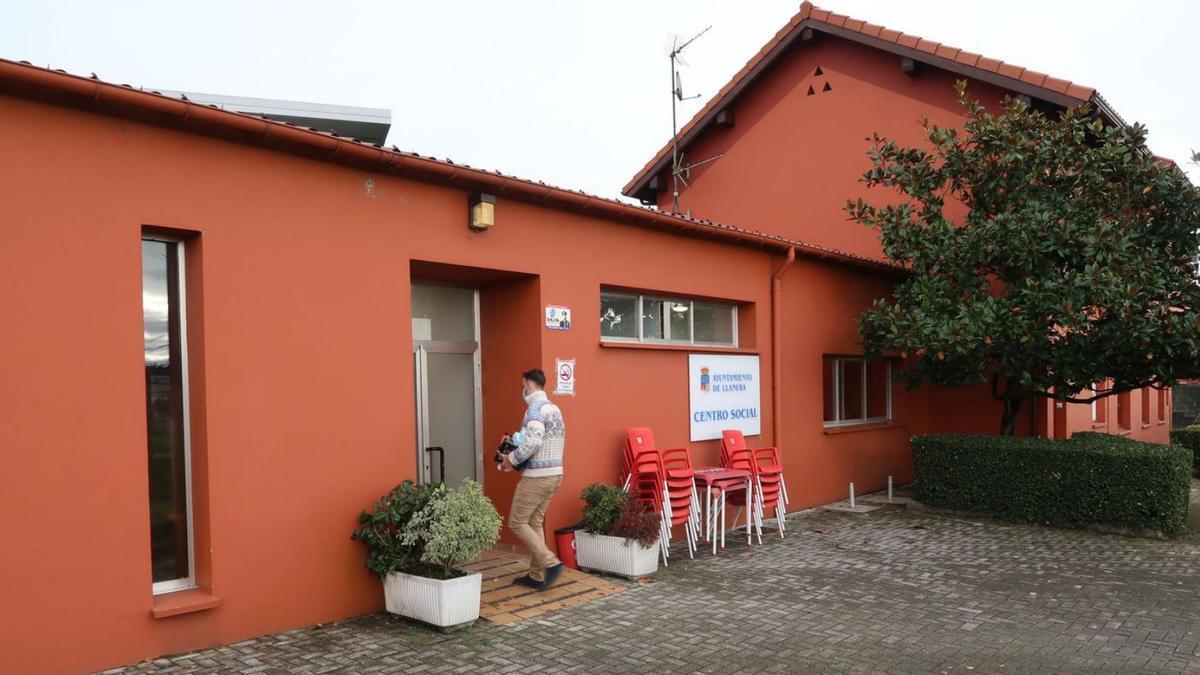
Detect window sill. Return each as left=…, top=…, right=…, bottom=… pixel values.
left=152, top=588, right=221, bottom=619
left=1092, top=422, right=1108, bottom=429
left=823, top=421, right=903, bottom=435
left=1141, top=423, right=1152, bottom=430
left=599, top=341, right=756, bottom=355
left=1158, top=420, right=1168, bottom=425
left=1117, top=428, right=1132, bottom=436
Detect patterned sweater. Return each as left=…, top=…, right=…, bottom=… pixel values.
left=511, top=391, right=565, bottom=477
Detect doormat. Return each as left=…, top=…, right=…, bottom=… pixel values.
left=462, top=549, right=630, bottom=624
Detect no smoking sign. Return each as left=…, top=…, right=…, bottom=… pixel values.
left=555, top=358, right=575, bottom=396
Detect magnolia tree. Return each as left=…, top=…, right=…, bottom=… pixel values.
left=847, top=81, right=1200, bottom=435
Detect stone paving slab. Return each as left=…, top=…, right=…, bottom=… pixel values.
left=820, top=501, right=883, bottom=514
left=106, top=508, right=1200, bottom=674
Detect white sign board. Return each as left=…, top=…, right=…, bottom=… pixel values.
left=545, top=305, right=572, bottom=331
left=688, top=354, right=761, bottom=441
left=555, top=358, right=575, bottom=396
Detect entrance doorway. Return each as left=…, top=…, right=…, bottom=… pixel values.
left=412, top=283, right=482, bottom=485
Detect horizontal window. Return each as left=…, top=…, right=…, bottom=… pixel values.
left=823, top=356, right=891, bottom=426
left=600, top=290, right=737, bottom=347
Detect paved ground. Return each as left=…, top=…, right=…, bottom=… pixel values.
left=107, top=508, right=1200, bottom=674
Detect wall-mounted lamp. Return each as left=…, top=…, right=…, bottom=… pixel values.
left=469, top=193, right=496, bottom=231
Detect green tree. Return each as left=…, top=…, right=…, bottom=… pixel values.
left=847, top=82, right=1200, bottom=435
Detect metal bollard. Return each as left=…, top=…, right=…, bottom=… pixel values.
left=888, top=475, right=894, bottom=503
left=849, top=482, right=856, bottom=509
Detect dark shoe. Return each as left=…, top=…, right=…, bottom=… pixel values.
left=512, top=575, right=544, bottom=589
left=541, top=564, right=564, bottom=589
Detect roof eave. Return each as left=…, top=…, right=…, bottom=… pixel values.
left=0, top=58, right=906, bottom=276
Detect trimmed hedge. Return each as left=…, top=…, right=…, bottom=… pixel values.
left=1169, top=425, right=1200, bottom=477
left=913, top=433, right=1192, bottom=535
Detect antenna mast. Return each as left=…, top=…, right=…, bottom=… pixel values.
left=669, top=25, right=721, bottom=214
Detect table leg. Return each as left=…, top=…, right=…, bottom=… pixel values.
left=705, top=485, right=712, bottom=543
left=745, top=478, right=752, bottom=546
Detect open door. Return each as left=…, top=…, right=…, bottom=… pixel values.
left=412, top=284, right=482, bottom=484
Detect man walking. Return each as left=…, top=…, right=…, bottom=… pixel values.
left=499, top=368, right=566, bottom=589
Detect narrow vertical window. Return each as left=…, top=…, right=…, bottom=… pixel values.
left=1141, top=386, right=1151, bottom=426
left=1090, top=382, right=1107, bottom=424
left=142, top=237, right=194, bottom=593
left=1116, top=390, right=1131, bottom=430
left=1157, top=387, right=1167, bottom=422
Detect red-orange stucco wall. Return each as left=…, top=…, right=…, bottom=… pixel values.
left=0, top=92, right=925, bottom=673
left=1041, top=387, right=1172, bottom=443
left=654, top=34, right=1011, bottom=260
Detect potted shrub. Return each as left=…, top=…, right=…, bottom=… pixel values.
left=573, top=483, right=661, bottom=579
left=352, top=479, right=501, bottom=628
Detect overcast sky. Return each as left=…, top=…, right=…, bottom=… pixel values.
left=5, top=1, right=1197, bottom=197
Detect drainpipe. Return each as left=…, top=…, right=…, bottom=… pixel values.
left=771, top=246, right=796, bottom=451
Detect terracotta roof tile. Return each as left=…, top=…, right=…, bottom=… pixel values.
left=1064, top=82, right=1095, bottom=101
left=859, top=22, right=884, bottom=38
left=996, top=63, right=1026, bottom=80
left=975, top=56, right=1003, bottom=72
left=623, top=3, right=1105, bottom=198
left=1040, top=75, right=1073, bottom=95
left=935, top=45, right=961, bottom=60
left=955, top=50, right=982, bottom=67
left=1021, top=69, right=1049, bottom=87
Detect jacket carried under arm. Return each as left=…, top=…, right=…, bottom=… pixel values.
left=510, top=391, right=565, bottom=477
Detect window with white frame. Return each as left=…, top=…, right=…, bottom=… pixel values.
left=822, top=356, right=892, bottom=426
left=142, top=236, right=195, bottom=594
left=600, top=290, right=737, bottom=347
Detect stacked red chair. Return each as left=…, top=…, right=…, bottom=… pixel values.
left=661, top=447, right=700, bottom=558
left=622, top=428, right=699, bottom=564
left=720, top=430, right=787, bottom=543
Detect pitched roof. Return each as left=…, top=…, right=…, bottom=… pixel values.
left=0, top=57, right=904, bottom=274
left=623, top=2, right=1121, bottom=199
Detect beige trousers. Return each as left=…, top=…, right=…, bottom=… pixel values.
left=508, top=475, right=563, bottom=582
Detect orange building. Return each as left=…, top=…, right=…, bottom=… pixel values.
left=0, top=3, right=1171, bottom=672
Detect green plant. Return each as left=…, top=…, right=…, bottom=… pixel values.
left=847, top=82, right=1200, bottom=435
left=580, top=483, right=627, bottom=535
left=913, top=433, right=1191, bottom=535
left=402, top=480, right=501, bottom=579
left=351, top=480, right=439, bottom=578
left=1169, top=425, right=1200, bottom=476
left=609, top=498, right=660, bottom=548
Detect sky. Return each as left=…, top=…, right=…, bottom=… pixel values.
left=4, top=0, right=1197, bottom=198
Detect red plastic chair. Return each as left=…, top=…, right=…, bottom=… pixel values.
left=660, top=447, right=700, bottom=558
left=621, top=428, right=699, bottom=562
left=622, top=435, right=670, bottom=562
left=720, top=430, right=787, bottom=542
left=719, top=433, right=762, bottom=544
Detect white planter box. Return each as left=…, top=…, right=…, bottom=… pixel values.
left=574, top=531, right=659, bottom=579
left=382, top=570, right=482, bottom=628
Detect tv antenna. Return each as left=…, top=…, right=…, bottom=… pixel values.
left=668, top=25, right=722, bottom=214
